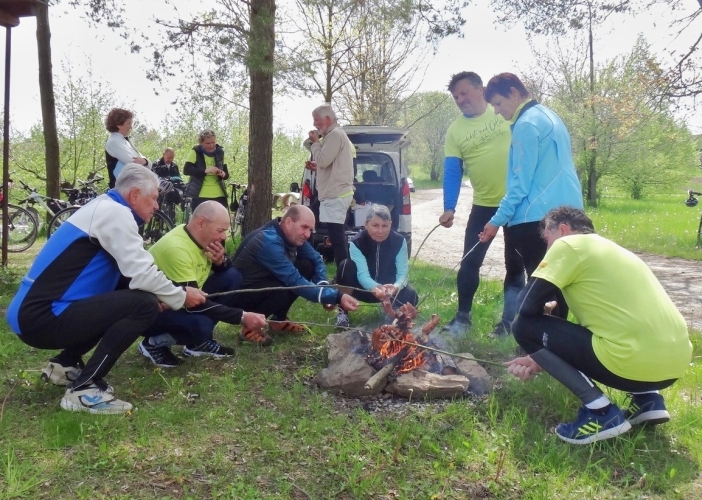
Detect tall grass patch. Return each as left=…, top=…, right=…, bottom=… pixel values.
left=589, top=192, right=702, bottom=259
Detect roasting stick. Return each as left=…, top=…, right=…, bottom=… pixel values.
left=391, top=339, right=506, bottom=368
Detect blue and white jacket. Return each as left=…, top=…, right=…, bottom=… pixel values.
left=490, top=100, right=583, bottom=228
left=6, top=191, right=186, bottom=336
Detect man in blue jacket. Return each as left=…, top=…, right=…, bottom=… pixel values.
left=231, top=205, right=358, bottom=345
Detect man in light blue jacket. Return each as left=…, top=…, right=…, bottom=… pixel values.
left=479, top=73, right=583, bottom=278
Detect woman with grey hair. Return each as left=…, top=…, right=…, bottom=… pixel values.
left=334, top=204, right=418, bottom=327
left=183, top=129, right=230, bottom=210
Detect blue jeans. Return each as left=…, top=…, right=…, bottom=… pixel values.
left=457, top=205, right=525, bottom=325
left=144, top=267, right=243, bottom=346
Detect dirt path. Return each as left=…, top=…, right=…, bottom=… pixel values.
left=411, top=187, right=702, bottom=332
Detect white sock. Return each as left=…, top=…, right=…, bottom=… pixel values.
left=585, top=395, right=611, bottom=410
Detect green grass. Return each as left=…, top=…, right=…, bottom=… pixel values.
left=1, top=198, right=701, bottom=499
left=589, top=192, right=702, bottom=260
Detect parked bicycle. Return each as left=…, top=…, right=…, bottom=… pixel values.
left=157, top=177, right=192, bottom=225
left=229, top=182, right=247, bottom=240
left=62, top=174, right=104, bottom=206
left=15, top=180, right=71, bottom=233
left=0, top=182, right=38, bottom=252
left=45, top=175, right=106, bottom=237
left=48, top=177, right=172, bottom=245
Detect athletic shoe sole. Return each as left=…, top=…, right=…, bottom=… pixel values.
left=556, top=420, right=632, bottom=445
left=60, top=398, right=132, bottom=414
left=628, top=410, right=670, bottom=426
left=183, top=348, right=232, bottom=358
left=138, top=343, right=180, bottom=368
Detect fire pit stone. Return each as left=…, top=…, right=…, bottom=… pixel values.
left=315, top=330, right=493, bottom=399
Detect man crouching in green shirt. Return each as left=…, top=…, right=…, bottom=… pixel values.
left=505, top=206, right=692, bottom=445
left=139, top=201, right=267, bottom=367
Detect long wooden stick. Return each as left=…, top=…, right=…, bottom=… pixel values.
left=394, top=339, right=506, bottom=367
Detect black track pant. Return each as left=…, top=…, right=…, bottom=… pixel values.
left=512, top=314, right=677, bottom=404
left=19, top=290, right=160, bottom=389
left=457, top=205, right=525, bottom=325
left=228, top=258, right=315, bottom=320
left=326, top=222, right=348, bottom=267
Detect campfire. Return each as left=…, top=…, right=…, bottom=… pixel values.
left=315, top=303, right=492, bottom=399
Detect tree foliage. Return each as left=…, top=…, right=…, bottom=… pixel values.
left=401, top=91, right=457, bottom=180
left=530, top=35, right=698, bottom=200
left=292, top=0, right=467, bottom=124
left=490, top=0, right=702, bottom=98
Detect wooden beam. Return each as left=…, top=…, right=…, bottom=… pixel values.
left=0, top=12, right=20, bottom=28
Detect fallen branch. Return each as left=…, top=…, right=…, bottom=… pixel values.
left=364, top=362, right=397, bottom=391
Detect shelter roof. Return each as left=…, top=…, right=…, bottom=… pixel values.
left=0, top=0, right=45, bottom=28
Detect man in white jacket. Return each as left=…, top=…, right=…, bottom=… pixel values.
left=6, top=164, right=206, bottom=414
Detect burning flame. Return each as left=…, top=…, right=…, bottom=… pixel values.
left=371, top=325, right=427, bottom=373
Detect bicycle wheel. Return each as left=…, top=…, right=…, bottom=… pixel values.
left=3, top=205, right=38, bottom=252
left=47, top=206, right=80, bottom=238
left=141, top=210, right=173, bottom=247
left=230, top=205, right=245, bottom=240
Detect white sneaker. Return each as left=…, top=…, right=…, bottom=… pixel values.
left=40, top=360, right=81, bottom=386
left=60, top=384, right=132, bottom=414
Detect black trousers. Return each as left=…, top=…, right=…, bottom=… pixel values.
left=228, top=258, right=315, bottom=320
left=335, top=258, right=419, bottom=308
left=512, top=314, right=677, bottom=403
left=326, top=222, right=348, bottom=267
left=457, top=205, right=526, bottom=325
left=19, top=290, right=160, bottom=388
left=503, top=221, right=546, bottom=278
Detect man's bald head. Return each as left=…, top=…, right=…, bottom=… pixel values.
left=188, top=201, right=230, bottom=248
left=192, top=200, right=228, bottom=222
left=280, top=205, right=315, bottom=247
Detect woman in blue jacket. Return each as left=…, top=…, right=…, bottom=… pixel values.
left=334, top=204, right=418, bottom=327
left=479, top=73, right=583, bottom=276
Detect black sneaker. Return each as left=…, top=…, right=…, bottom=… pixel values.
left=440, top=312, right=472, bottom=338
left=138, top=339, right=182, bottom=367
left=183, top=339, right=234, bottom=358
left=488, top=321, right=511, bottom=338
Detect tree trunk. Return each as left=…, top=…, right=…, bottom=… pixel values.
left=34, top=2, right=60, bottom=199
left=587, top=160, right=598, bottom=207
left=586, top=4, right=598, bottom=207
left=244, top=0, right=275, bottom=235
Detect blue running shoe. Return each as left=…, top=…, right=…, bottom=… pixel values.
left=623, top=393, right=670, bottom=426
left=555, top=405, right=631, bottom=445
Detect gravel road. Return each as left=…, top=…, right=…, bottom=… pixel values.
left=411, top=187, right=702, bottom=332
